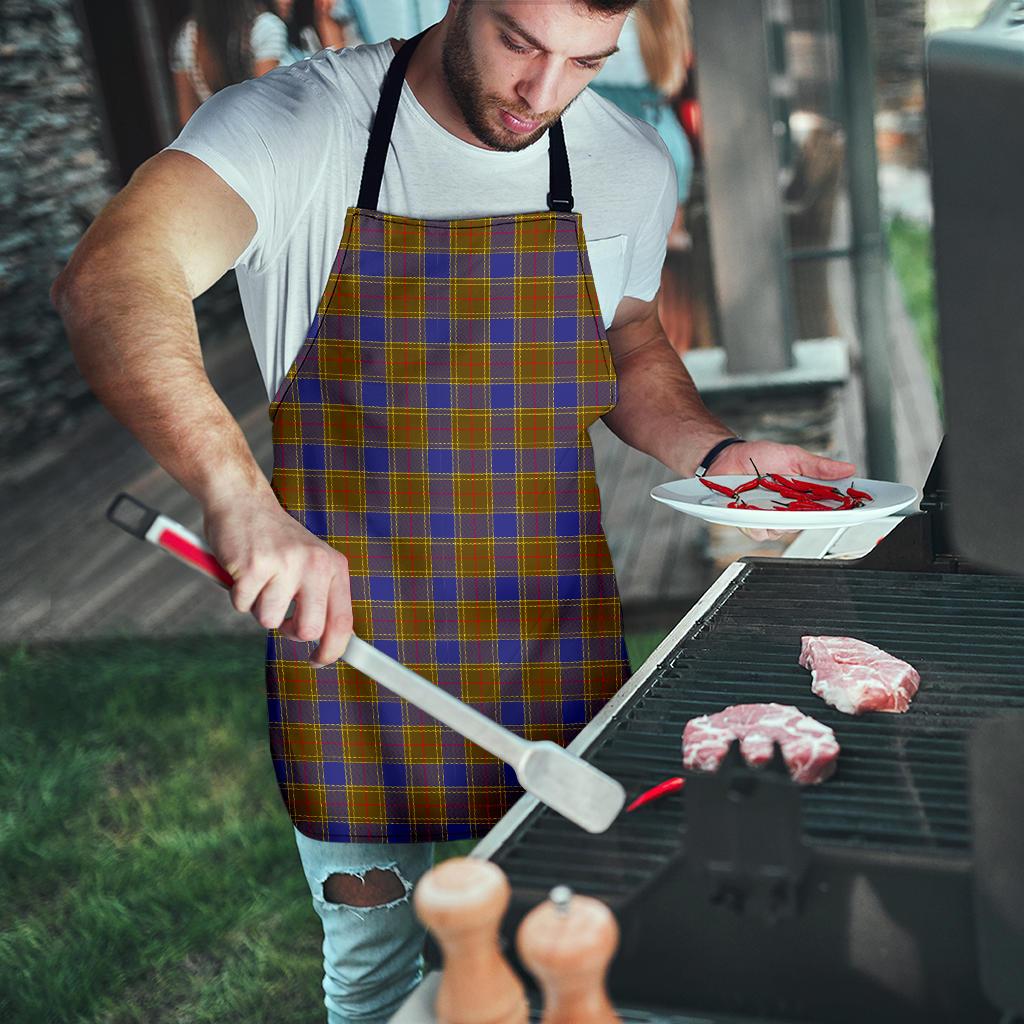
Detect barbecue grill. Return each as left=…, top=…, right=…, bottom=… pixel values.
left=395, top=8, right=1024, bottom=1022
left=471, top=446, right=1023, bottom=1022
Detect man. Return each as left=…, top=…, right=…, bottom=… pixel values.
left=52, top=2, right=855, bottom=1020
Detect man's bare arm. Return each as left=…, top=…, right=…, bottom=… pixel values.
left=51, top=150, right=353, bottom=661
left=602, top=295, right=734, bottom=476
left=603, top=294, right=856, bottom=480
left=53, top=150, right=260, bottom=503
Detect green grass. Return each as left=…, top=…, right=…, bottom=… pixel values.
left=1, top=631, right=666, bottom=1023
left=887, top=215, right=942, bottom=413
left=0, top=637, right=323, bottom=1024
left=624, top=631, right=670, bottom=671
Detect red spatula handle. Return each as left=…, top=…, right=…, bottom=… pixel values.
left=106, top=493, right=234, bottom=589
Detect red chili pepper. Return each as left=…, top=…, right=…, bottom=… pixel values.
left=762, top=480, right=819, bottom=501
left=847, top=485, right=873, bottom=502
left=626, top=777, right=686, bottom=812
left=734, top=478, right=762, bottom=494
left=781, top=498, right=833, bottom=511
left=699, top=477, right=737, bottom=498
left=775, top=474, right=844, bottom=499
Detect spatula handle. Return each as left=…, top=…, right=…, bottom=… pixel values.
left=107, top=493, right=233, bottom=588
left=107, top=493, right=530, bottom=768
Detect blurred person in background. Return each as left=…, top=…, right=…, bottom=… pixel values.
left=593, top=0, right=694, bottom=349
left=170, top=0, right=289, bottom=128
left=592, top=0, right=693, bottom=237
left=338, top=0, right=448, bottom=43
left=275, top=0, right=352, bottom=63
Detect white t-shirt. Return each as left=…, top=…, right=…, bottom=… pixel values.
left=167, top=40, right=676, bottom=401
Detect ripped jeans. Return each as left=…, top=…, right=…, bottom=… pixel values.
left=293, top=827, right=436, bottom=1024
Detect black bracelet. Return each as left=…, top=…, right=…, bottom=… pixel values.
left=694, top=437, right=745, bottom=478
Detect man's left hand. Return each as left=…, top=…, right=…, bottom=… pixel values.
left=707, top=440, right=857, bottom=542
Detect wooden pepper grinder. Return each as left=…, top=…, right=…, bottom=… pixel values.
left=516, top=885, right=621, bottom=1024
left=413, top=857, right=528, bottom=1024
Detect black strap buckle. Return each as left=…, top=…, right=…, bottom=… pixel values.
left=695, top=436, right=745, bottom=477
left=546, top=192, right=574, bottom=213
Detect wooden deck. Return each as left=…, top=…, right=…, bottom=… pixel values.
left=0, top=325, right=272, bottom=644
left=1, top=240, right=940, bottom=644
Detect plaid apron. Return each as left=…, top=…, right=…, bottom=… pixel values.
left=266, top=31, right=629, bottom=842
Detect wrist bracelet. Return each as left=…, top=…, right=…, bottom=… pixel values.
left=694, top=437, right=745, bottom=478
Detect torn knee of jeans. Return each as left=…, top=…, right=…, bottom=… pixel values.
left=321, top=867, right=411, bottom=912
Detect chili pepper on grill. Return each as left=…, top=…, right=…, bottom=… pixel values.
left=625, top=776, right=686, bottom=812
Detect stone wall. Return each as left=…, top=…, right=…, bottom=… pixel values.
left=0, top=0, right=245, bottom=467
left=0, top=0, right=115, bottom=464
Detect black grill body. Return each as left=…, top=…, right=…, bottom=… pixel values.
left=485, top=559, right=1024, bottom=1023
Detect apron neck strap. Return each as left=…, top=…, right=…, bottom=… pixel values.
left=546, top=119, right=574, bottom=213
left=357, top=29, right=575, bottom=215
left=358, top=29, right=428, bottom=212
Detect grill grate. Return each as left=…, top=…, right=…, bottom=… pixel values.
left=493, top=563, right=1024, bottom=899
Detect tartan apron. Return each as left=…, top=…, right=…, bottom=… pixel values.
left=266, top=31, right=629, bottom=842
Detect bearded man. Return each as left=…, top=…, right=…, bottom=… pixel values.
left=52, top=2, right=854, bottom=1020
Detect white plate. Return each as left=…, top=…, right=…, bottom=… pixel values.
left=650, top=476, right=920, bottom=530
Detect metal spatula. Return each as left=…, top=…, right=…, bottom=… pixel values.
left=107, top=493, right=626, bottom=834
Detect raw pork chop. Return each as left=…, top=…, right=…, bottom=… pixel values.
left=682, top=703, right=839, bottom=785
left=799, top=636, right=920, bottom=716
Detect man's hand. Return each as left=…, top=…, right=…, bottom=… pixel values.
left=709, top=440, right=857, bottom=542
left=203, top=491, right=353, bottom=666
left=709, top=439, right=855, bottom=481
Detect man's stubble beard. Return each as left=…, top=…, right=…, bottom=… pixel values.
left=440, top=4, right=569, bottom=152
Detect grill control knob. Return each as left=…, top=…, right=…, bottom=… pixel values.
left=516, top=886, right=621, bottom=1024
left=413, top=857, right=528, bottom=1024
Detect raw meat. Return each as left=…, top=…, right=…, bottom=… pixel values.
left=682, top=703, right=840, bottom=785
left=799, top=635, right=920, bottom=716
